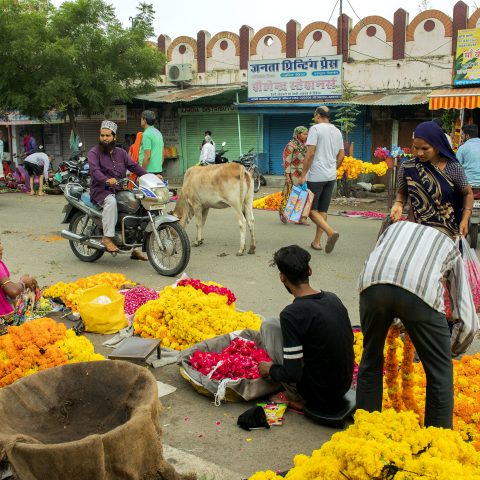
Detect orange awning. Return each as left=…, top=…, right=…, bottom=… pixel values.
left=428, top=88, right=480, bottom=110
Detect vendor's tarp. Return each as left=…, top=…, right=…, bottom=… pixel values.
left=0, top=361, right=195, bottom=480
left=178, top=330, right=280, bottom=402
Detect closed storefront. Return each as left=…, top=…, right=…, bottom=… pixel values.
left=179, top=106, right=262, bottom=171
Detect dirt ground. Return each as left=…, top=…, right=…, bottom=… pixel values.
left=0, top=188, right=477, bottom=478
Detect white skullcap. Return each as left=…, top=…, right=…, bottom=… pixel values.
left=101, top=120, right=118, bottom=134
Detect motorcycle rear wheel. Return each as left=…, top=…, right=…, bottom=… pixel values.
left=251, top=166, right=261, bottom=193
left=68, top=212, right=104, bottom=262
left=146, top=221, right=190, bottom=276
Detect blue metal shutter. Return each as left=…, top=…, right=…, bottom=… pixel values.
left=341, top=107, right=371, bottom=161
left=267, top=115, right=313, bottom=175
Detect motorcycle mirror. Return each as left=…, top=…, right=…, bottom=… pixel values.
left=78, top=142, right=83, bottom=147
left=39, top=145, right=44, bottom=150
left=222, top=142, right=226, bottom=147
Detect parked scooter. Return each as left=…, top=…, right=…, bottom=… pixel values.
left=60, top=174, right=190, bottom=276
left=235, top=148, right=264, bottom=193
left=468, top=187, right=480, bottom=249
left=214, top=142, right=229, bottom=164
left=54, top=143, right=90, bottom=188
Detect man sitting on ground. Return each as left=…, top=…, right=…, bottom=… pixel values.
left=259, top=245, right=354, bottom=411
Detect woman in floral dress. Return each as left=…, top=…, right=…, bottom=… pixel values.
left=279, top=126, right=309, bottom=224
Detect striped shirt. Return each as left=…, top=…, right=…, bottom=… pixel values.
left=358, top=221, right=478, bottom=355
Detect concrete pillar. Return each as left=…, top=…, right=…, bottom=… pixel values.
left=393, top=9, right=408, bottom=60
left=157, top=35, right=171, bottom=75
left=286, top=20, right=300, bottom=58
left=452, top=1, right=469, bottom=56
left=197, top=30, right=211, bottom=74
left=240, top=25, right=253, bottom=70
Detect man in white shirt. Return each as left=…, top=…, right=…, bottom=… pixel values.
left=300, top=106, right=344, bottom=253
left=23, top=152, right=52, bottom=196
left=357, top=221, right=478, bottom=429
left=199, top=136, right=215, bottom=165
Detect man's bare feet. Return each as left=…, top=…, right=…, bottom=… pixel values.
left=28, top=192, right=34, bottom=196
left=101, top=236, right=119, bottom=252
left=38, top=192, right=47, bottom=196
left=130, top=249, right=148, bottom=261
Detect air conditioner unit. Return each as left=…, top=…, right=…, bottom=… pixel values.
left=167, top=64, right=193, bottom=83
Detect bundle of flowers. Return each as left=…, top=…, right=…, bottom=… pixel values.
left=133, top=284, right=262, bottom=351
left=121, top=286, right=159, bottom=315
left=253, top=192, right=283, bottom=210
left=374, top=146, right=390, bottom=160
left=249, top=409, right=480, bottom=480
left=43, top=273, right=135, bottom=311
left=189, top=338, right=271, bottom=380
left=353, top=328, right=480, bottom=449
left=0, top=317, right=104, bottom=388
left=336, top=156, right=388, bottom=180
left=176, top=278, right=236, bottom=305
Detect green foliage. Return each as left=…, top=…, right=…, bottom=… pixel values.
left=0, top=0, right=165, bottom=128
left=333, top=82, right=361, bottom=142
left=440, top=110, right=459, bottom=136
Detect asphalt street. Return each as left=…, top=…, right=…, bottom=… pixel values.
left=0, top=190, right=477, bottom=478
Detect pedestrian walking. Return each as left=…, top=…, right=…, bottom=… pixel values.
left=300, top=106, right=344, bottom=252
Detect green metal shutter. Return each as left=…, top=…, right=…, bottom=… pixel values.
left=180, top=112, right=261, bottom=172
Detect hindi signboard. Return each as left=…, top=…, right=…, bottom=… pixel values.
left=247, top=56, right=342, bottom=101
left=454, top=28, right=480, bottom=86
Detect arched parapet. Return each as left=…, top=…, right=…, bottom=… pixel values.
left=350, top=16, right=393, bottom=45
left=167, top=36, right=198, bottom=62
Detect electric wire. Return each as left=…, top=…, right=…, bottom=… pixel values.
left=306, top=0, right=340, bottom=55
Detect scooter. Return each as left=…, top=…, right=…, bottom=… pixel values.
left=60, top=174, right=190, bottom=276
left=215, top=142, right=229, bottom=164
left=468, top=186, right=480, bottom=249
left=53, top=143, right=90, bottom=188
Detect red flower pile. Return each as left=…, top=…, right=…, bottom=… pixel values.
left=190, top=338, right=271, bottom=380
left=121, top=286, right=159, bottom=315
left=177, top=278, right=236, bottom=305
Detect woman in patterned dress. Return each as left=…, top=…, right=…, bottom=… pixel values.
left=279, top=126, right=309, bottom=224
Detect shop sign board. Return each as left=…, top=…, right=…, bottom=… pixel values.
left=0, top=110, right=64, bottom=125
left=247, top=56, right=342, bottom=101
left=67, top=105, right=128, bottom=123
left=178, top=105, right=237, bottom=114
left=454, top=28, right=480, bottom=86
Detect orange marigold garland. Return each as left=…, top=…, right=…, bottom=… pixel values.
left=400, top=332, right=422, bottom=422
left=384, top=327, right=402, bottom=411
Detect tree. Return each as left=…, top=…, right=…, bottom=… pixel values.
left=0, top=0, right=166, bottom=133
left=333, top=82, right=361, bottom=144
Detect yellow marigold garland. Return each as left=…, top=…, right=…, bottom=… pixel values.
left=249, top=409, right=480, bottom=479
left=43, top=273, right=134, bottom=311
left=337, top=156, right=389, bottom=180
left=384, top=327, right=402, bottom=411
left=253, top=192, right=283, bottom=210
left=133, top=284, right=261, bottom=350
left=0, top=318, right=104, bottom=387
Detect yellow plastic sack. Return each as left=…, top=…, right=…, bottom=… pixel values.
left=77, top=285, right=127, bottom=334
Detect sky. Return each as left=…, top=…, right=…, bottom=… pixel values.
left=51, top=0, right=462, bottom=40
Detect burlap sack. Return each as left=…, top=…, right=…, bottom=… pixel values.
left=178, top=329, right=280, bottom=402
left=0, top=361, right=195, bottom=480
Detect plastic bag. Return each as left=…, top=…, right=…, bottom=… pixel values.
left=90, top=295, right=112, bottom=305
left=460, top=237, right=480, bottom=312
left=77, top=285, right=127, bottom=334
left=284, top=183, right=314, bottom=224
left=257, top=402, right=287, bottom=426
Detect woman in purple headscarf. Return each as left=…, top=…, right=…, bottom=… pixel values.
left=390, top=121, right=473, bottom=238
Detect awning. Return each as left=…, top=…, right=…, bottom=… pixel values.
left=428, top=88, right=480, bottom=110
left=135, top=86, right=245, bottom=104
left=348, top=92, right=429, bottom=106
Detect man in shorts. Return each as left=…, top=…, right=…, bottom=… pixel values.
left=300, top=106, right=344, bottom=253
left=23, top=151, right=52, bottom=196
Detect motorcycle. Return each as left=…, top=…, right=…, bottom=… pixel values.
left=53, top=144, right=90, bottom=188
left=214, top=142, right=229, bottom=164
left=235, top=148, right=264, bottom=193
left=60, top=174, right=190, bottom=276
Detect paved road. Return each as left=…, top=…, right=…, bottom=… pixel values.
left=0, top=191, right=476, bottom=478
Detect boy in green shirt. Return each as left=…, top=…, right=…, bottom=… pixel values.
left=139, top=110, right=164, bottom=174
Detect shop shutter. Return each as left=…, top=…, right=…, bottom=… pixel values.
left=344, top=107, right=371, bottom=162
left=268, top=115, right=313, bottom=175
left=180, top=112, right=261, bottom=172
left=60, top=122, right=101, bottom=161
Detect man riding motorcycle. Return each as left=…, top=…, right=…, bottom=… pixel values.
left=87, top=120, right=148, bottom=255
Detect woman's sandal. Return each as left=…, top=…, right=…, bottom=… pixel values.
left=310, top=242, right=322, bottom=251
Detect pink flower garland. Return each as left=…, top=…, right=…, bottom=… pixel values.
left=177, top=278, right=236, bottom=305
left=190, top=338, right=271, bottom=380
left=121, top=286, right=159, bottom=315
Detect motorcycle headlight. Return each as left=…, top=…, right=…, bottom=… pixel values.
left=151, top=186, right=170, bottom=204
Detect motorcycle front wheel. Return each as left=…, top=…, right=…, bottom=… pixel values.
left=68, top=212, right=104, bottom=262
left=146, top=221, right=191, bottom=276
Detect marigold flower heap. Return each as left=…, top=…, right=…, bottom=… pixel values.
left=134, top=282, right=261, bottom=350
left=190, top=338, right=271, bottom=380
left=43, top=272, right=134, bottom=311
left=253, top=192, right=283, bottom=210
left=336, top=156, right=388, bottom=180
left=354, top=328, right=480, bottom=450
left=0, top=317, right=104, bottom=387
left=249, top=409, right=480, bottom=480
left=177, top=278, right=236, bottom=305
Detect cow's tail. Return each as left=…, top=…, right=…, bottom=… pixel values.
left=240, top=164, right=245, bottom=209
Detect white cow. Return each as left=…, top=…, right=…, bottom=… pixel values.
left=172, top=163, right=256, bottom=256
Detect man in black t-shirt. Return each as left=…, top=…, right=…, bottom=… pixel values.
left=259, top=245, right=354, bottom=411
